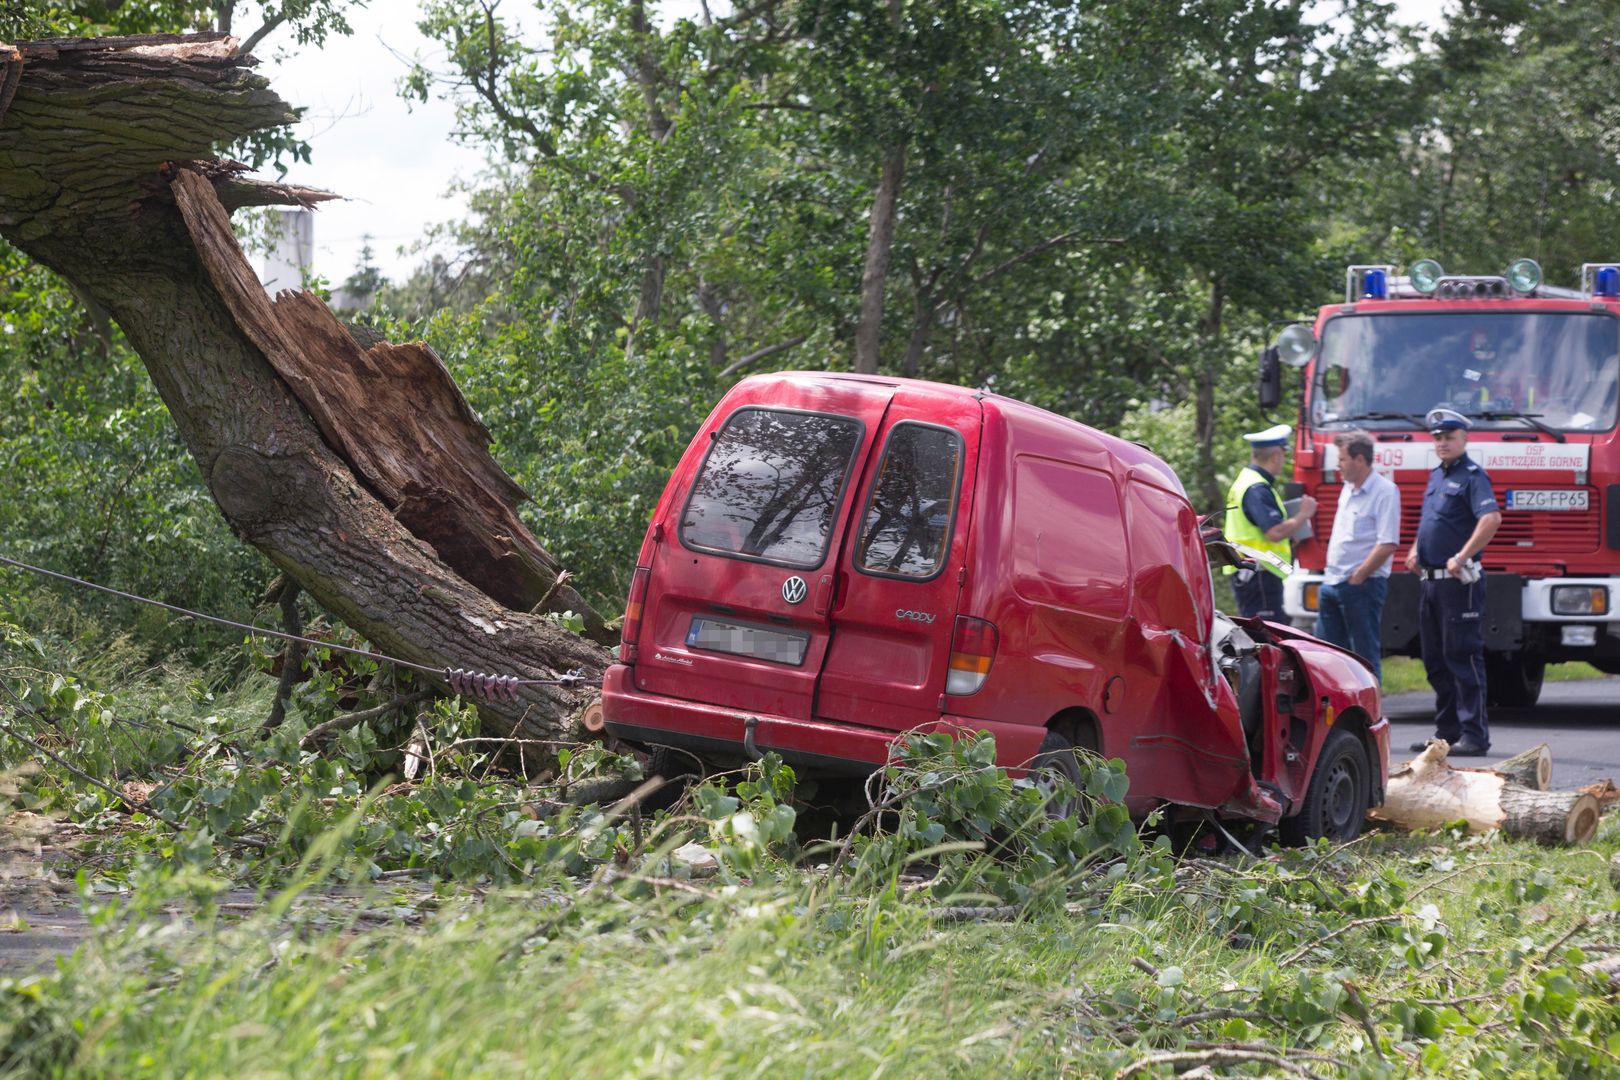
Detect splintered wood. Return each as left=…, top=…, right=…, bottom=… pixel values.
left=1374, top=740, right=1601, bottom=845
left=167, top=168, right=603, bottom=632
left=0, top=33, right=612, bottom=742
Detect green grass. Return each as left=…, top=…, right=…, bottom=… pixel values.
left=9, top=826, right=1620, bottom=1078
left=1381, top=657, right=1611, bottom=696
left=8, top=600, right=1620, bottom=1078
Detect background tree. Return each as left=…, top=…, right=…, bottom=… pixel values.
left=11, top=0, right=1605, bottom=748
left=1344, top=0, right=1620, bottom=280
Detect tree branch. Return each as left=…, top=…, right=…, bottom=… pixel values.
left=236, top=11, right=289, bottom=58
left=300, top=690, right=434, bottom=748
left=474, top=0, right=557, bottom=157
left=262, top=578, right=304, bottom=733
left=741, top=100, right=816, bottom=112
left=962, top=231, right=1124, bottom=294
left=719, top=333, right=808, bottom=378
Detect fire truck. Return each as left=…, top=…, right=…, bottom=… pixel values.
left=1259, top=258, right=1620, bottom=706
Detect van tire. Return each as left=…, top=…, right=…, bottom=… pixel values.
left=1031, top=731, right=1083, bottom=820
left=1280, top=728, right=1370, bottom=845
left=640, top=745, right=701, bottom=811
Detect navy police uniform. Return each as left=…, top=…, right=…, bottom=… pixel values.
left=1415, top=410, right=1499, bottom=752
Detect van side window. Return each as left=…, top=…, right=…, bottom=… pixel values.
left=855, top=423, right=963, bottom=580
left=680, top=407, right=863, bottom=568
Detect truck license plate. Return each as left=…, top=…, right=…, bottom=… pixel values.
left=1504, top=489, right=1588, bottom=511
left=686, top=616, right=809, bottom=666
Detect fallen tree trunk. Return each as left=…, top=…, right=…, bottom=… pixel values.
left=0, top=34, right=611, bottom=741
left=1373, top=741, right=1601, bottom=845
left=1491, top=743, right=1553, bottom=791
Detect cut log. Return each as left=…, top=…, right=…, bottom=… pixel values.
left=1490, top=743, right=1553, bottom=791
left=1374, top=741, right=1601, bottom=845
left=1498, top=786, right=1602, bottom=845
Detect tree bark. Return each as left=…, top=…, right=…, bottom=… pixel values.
left=1491, top=743, right=1553, bottom=791
left=0, top=34, right=611, bottom=741
left=1194, top=278, right=1225, bottom=514
left=853, top=142, right=905, bottom=374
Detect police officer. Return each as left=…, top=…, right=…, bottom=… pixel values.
left=1224, top=424, right=1316, bottom=619
left=1404, top=408, right=1503, bottom=756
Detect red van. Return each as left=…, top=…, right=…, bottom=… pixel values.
left=602, top=372, right=1389, bottom=841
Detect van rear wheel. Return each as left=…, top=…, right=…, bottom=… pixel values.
left=1280, top=728, right=1370, bottom=845
left=640, top=745, right=702, bottom=811
left=1031, top=731, right=1083, bottom=820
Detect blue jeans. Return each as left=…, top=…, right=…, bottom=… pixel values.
left=1315, top=576, right=1388, bottom=682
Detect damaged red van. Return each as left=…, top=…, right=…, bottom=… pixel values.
left=601, top=372, right=1389, bottom=842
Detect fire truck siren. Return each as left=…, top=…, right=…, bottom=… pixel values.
left=1579, top=263, right=1620, bottom=297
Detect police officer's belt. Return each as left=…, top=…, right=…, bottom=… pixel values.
left=1418, top=565, right=1480, bottom=580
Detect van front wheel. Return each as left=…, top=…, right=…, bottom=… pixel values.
left=1280, top=728, right=1370, bottom=845
left=1031, top=731, right=1084, bottom=820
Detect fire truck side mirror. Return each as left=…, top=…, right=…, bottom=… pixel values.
left=1258, top=345, right=1282, bottom=411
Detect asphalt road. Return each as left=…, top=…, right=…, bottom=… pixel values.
left=1384, top=677, right=1620, bottom=789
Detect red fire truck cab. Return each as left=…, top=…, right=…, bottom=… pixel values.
left=1261, top=259, right=1620, bottom=704
left=603, top=371, right=1389, bottom=842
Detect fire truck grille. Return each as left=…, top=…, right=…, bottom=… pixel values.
left=1311, top=484, right=1601, bottom=560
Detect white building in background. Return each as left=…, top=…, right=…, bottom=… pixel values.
left=262, top=209, right=313, bottom=294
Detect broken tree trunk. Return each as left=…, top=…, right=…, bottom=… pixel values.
left=1374, top=741, right=1601, bottom=845
left=0, top=34, right=611, bottom=741
left=1491, top=743, right=1553, bottom=791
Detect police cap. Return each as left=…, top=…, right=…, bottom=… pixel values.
left=1425, top=407, right=1472, bottom=434
left=1242, top=423, right=1292, bottom=449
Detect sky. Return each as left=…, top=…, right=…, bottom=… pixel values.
left=257, top=2, right=489, bottom=285
left=256, top=0, right=1453, bottom=287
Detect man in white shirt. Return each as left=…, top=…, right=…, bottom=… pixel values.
left=1317, top=431, right=1401, bottom=680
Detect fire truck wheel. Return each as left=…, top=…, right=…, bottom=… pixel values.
left=1031, top=730, right=1084, bottom=821
left=1487, top=655, right=1545, bottom=709
left=1280, top=728, right=1370, bottom=846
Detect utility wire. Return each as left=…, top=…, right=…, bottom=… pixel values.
left=0, top=553, right=585, bottom=701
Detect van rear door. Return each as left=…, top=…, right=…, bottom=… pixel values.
left=815, top=389, right=981, bottom=732
left=633, top=380, right=896, bottom=719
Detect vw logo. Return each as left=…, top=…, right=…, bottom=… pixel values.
left=781, top=576, right=808, bottom=605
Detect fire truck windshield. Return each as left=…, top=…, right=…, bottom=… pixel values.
left=1310, top=311, right=1620, bottom=434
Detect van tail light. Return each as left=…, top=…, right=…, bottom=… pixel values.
left=620, top=567, right=651, bottom=664
left=946, top=616, right=998, bottom=696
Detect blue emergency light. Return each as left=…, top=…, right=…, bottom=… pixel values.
left=1597, top=266, right=1620, bottom=297
left=1361, top=268, right=1387, bottom=299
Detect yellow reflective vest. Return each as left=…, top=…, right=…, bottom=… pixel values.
left=1223, top=466, right=1292, bottom=579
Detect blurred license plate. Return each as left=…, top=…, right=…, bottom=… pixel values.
left=1505, top=489, right=1588, bottom=511
left=686, top=617, right=809, bottom=666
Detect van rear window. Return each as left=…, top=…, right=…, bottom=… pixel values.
left=680, top=407, right=863, bottom=568
left=855, top=422, right=963, bottom=579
